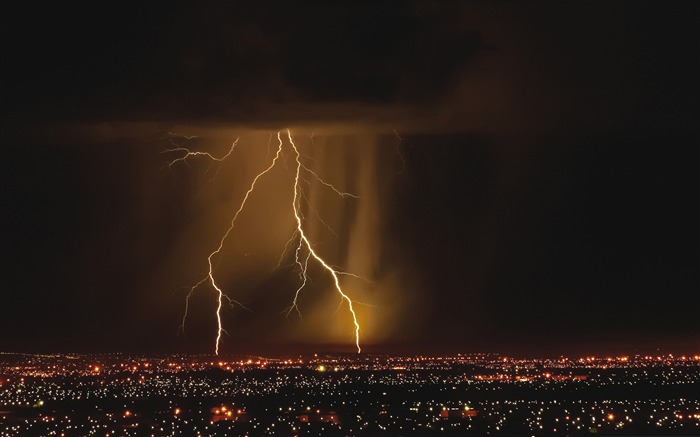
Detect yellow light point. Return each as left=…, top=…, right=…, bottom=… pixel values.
left=287, top=129, right=362, bottom=352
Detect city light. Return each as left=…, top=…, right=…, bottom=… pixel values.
left=1, top=352, right=697, bottom=435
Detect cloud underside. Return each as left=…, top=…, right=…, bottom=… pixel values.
left=7, top=3, right=483, bottom=127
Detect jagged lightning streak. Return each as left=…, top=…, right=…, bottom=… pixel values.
left=176, top=133, right=284, bottom=354
left=300, top=163, right=360, bottom=199
left=171, top=130, right=365, bottom=354
left=286, top=130, right=362, bottom=352
left=283, top=242, right=311, bottom=319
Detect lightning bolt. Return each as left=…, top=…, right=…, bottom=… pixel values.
left=287, top=130, right=362, bottom=352
left=168, top=130, right=365, bottom=354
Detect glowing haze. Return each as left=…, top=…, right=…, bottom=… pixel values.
left=165, top=128, right=406, bottom=354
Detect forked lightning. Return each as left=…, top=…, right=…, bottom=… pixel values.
left=167, top=130, right=363, bottom=354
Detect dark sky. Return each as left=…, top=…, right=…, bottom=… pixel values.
left=2, top=2, right=698, bottom=356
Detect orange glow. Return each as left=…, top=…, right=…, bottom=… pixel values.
left=607, top=414, right=614, bottom=421
left=172, top=130, right=364, bottom=354
left=174, top=408, right=181, bottom=415
left=288, top=130, right=361, bottom=352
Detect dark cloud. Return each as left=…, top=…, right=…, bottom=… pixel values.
left=5, top=2, right=697, bottom=136
left=3, top=2, right=484, bottom=124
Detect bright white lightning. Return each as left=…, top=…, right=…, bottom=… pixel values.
left=287, top=130, right=362, bottom=352
left=169, top=130, right=365, bottom=354
left=176, top=133, right=284, bottom=355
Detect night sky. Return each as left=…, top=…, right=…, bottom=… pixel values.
left=2, top=3, right=698, bottom=355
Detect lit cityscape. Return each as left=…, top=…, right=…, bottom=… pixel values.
left=1, top=353, right=698, bottom=435
left=2, top=3, right=698, bottom=437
